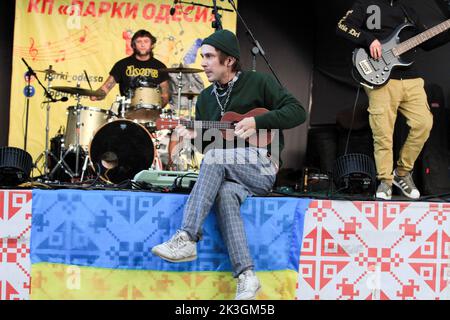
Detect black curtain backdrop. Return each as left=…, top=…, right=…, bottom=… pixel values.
left=236, top=2, right=314, bottom=169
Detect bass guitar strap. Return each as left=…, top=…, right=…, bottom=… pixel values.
left=399, top=3, right=415, bottom=25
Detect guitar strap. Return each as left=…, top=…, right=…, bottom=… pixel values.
left=399, top=3, right=415, bottom=25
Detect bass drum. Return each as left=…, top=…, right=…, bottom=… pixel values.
left=89, top=120, right=155, bottom=184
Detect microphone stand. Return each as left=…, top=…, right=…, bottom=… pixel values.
left=21, top=59, right=57, bottom=104
left=21, top=59, right=60, bottom=178
left=21, top=58, right=58, bottom=152
left=212, top=0, right=223, bottom=30
left=226, top=0, right=283, bottom=87
left=176, top=1, right=233, bottom=13
left=23, top=70, right=33, bottom=152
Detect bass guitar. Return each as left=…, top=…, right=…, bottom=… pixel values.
left=352, top=19, right=450, bottom=88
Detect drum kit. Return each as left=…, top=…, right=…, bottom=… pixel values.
left=35, top=65, right=203, bottom=184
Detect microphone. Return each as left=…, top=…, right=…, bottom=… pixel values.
left=44, top=96, right=69, bottom=103
left=21, top=57, right=36, bottom=77
left=170, top=0, right=178, bottom=16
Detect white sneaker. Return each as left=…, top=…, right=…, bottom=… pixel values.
left=393, top=169, right=420, bottom=199
left=376, top=181, right=392, bottom=200
left=151, top=230, right=197, bottom=263
left=235, top=270, right=261, bottom=300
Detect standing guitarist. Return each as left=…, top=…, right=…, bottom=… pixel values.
left=337, top=0, right=450, bottom=200
left=152, top=30, right=307, bottom=299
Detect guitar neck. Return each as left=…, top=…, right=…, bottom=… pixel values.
left=394, top=19, right=450, bottom=56
left=179, top=119, right=234, bottom=130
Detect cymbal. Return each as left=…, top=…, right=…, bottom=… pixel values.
left=51, top=86, right=104, bottom=97
left=159, top=67, right=204, bottom=74
left=180, top=91, right=200, bottom=98
left=34, top=69, right=65, bottom=77
left=35, top=69, right=65, bottom=76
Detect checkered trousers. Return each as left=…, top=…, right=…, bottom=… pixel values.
left=181, top=147, right=277, bottom=277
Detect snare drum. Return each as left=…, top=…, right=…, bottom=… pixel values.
left=65, top=106, right=112, bottom=150
left=126, top=87, right=162, bottom=123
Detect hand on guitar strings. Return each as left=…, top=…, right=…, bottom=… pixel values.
left=369, top=39, right=382, bottom=60
left=234, top=117, right=257, bottom=140
left=174, top=124, right=197, bottom=140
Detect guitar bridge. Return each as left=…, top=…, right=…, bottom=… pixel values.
left=359, top=59, right=373, bottom=75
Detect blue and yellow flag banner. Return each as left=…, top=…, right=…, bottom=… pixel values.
left=30, top=189, right=309, bottom=300
left=10, top=0, right=237, bottom=169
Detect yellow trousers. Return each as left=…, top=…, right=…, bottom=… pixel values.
left=364, top=78, right=433, bottom=183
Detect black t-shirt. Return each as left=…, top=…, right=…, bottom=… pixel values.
left=110, top=55, right=170, bottom=96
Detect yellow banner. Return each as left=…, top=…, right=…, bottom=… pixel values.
left=10, top=0, right=237, bottom=174
left=31, top=263, right=298, bottom=300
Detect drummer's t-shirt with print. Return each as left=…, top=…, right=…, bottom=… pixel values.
left=109, top=55, right=170, bottom=96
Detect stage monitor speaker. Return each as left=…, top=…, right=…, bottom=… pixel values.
left=0, top=147, right=33, bottom=186
left=332, top=153, right=377, bottom=195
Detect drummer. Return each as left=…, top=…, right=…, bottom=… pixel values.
left=91, top=29, right=170, bottom=106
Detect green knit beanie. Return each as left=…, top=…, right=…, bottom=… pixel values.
left=202, top=29, right=240, bottom=60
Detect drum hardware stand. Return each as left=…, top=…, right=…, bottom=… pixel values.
left=172, top=85, right=198, bottom=172
left=149, top=132, right=164, bottom=171
left=171, top=68, right=184, bottom=171
left=48, top=142, right=76, bottom=179
left=80, top=154, right=90, bottom=182
left=28, top=64, right=68, bottom=179
left=48, top=88, right=84, bottom=180
left=73, top=89, right=83, bottom=178
left=175, top=69, right=184, bottom=120
left=185, top=92, right=198, bottom=170
left=120, top=96, right=126, bottom=118
left=81, top=70, right=95, bottom=181
left=118, top=95, right=129, bottom=119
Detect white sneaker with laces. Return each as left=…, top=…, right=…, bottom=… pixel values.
left=151, top=230, right=197, bottom=263
left=393, top=169, right=420, bottom=199
left=235, top=270, right=261, bottom=300
left=376, top=181, right=392, bottom=200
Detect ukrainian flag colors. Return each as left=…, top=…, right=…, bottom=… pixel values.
left=30, top=190, right=309, bottom=299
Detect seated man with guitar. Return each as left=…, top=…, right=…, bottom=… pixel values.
left=152, top=30, right=307, bottom=299
left=337, top=0, right=450, bottom=200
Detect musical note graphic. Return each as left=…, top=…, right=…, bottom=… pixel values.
left=29, top=38, right=39, bottom=61
left=12, top=21, right=100, bottom=63
left=79, top=26, right=89, bottom=43
left=55, top=49, right=66, bottom=63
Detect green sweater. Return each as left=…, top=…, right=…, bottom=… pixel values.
left=194, top=71, right=307, bottom=166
